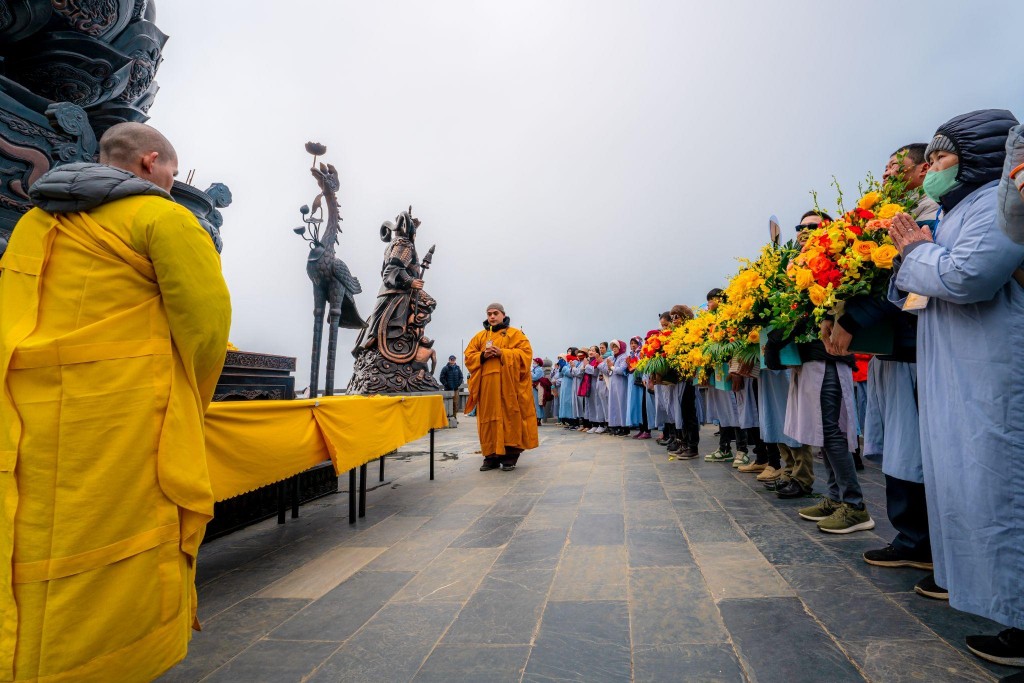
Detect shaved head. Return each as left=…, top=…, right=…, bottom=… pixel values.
left=100, top=122, right=176, bottom=165
left=99, top=122, right=178, bottom=191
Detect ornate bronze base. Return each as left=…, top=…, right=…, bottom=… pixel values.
left=347, top=348, right=443, bottom=394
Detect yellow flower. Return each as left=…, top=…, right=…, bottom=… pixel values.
left=227, top=341, right=239, bottom=351
left=858, top=191, right=882, bottom=210
left=793, top=268, right=814, bottom=291
left=808, top=284, right=828, bottom=306
left=746, top=328, right=761, bottom=344
left=871, top=244, right=898, bottom=269
left=852, top=239, right=878, bottom=261
left=876, top=203, right=903, bottom=219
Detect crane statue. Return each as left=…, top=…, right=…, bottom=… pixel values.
left=293, top=142, right=366, bottom=397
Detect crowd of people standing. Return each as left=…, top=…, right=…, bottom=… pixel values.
left=530, top=109, right=1024, bottom=671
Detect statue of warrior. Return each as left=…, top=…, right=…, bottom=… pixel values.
left=353, top=207, right=436, bottom=362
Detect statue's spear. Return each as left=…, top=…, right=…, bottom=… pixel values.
left=412, top=244, right=435, bottom=320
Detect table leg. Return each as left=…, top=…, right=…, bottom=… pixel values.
left=430, top=428, right=435, bottom=481
left=348, top=469, right=356, bottom=524
left=379, top=454, right=385, bottom=482
left=358, top=463, right=367, bottom=518
left=291, top=475, right=300, bottom=519
left=277, top=481, right=285, bottom=524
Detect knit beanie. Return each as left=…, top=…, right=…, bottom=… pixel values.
left=486, top=302, right=505, bottom=313
left=925, top=133, right=957, bottom=161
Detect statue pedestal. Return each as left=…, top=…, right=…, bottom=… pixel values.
left=347, top=348, right=443, bottom=394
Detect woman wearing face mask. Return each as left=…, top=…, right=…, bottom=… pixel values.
left=558, top=349, right=579, bottom=429
left=997, top=122, right=1024, bottom=244
left=584, top=346, right=608, bottom=433
left=606, top=340, right=631, bottom=436
left=626, top=336, right=651, bottom=439
left=887, top=109, right=1024, bottom=668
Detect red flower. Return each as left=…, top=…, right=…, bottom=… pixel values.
left=853, top=208, right=874, bottom=221
left=849, top=225, right=863, bottom=236
left=791, top=303, right=798, bottom=310
left=814, top=268, right=843, bottom=288
left=808, top=254, right=833, bottom=275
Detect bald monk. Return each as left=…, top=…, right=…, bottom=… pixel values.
left=464, top=303, right=539, bottom=471
left=0, top=122, right=231, bottom=681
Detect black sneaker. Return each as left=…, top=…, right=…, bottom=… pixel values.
left=479, top=459, right=500, bottom=471
left=862, top=545, right=933, bottom=570
left=776, top=479, right=813, bottom=499
left=914, top=573, right=948, bottom=600
left=966, top=628, right=1024, bottom=667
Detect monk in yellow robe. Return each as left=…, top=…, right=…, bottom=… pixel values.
left=0, top=123, right=231, bottom=682
left=464, top=303, right=539, bottom=471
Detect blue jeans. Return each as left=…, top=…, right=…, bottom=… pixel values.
left=820, top=361, right=864, bottom=507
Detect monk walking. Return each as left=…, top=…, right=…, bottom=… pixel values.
left=0, top=123, right=231, bottom=681
left=464, top=303, right=539, bottom=471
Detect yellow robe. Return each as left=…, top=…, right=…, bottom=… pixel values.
left=0, top=196, right=231, bottom=682
left=464, top=323, right=539, bottom=456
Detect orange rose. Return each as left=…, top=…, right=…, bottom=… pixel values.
left=852, top=240, right=878, bottom=261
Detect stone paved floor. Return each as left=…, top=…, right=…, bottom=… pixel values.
left=162, top=418, right=1017, bottom=682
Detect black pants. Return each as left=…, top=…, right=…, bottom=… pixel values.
left=820, top=361, right=864, bottom=506
left=761, top=442, right=782, bottom=469
left=719, top=426, right=747, bottom=452
left=640, top=391, right=649, bottom=432
left=681, top=383, right=699, bottom=449
left=885, top=474, right=931, bottom=559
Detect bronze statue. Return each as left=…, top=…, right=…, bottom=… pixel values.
left=294, top=142, right=365, bottom=397
left=348, top=207, right=442, bottom=393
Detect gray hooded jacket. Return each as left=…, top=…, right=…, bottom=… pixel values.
left=27, top=162, right=170, bottom=213
left=998, top=124, right=1024, bottom=245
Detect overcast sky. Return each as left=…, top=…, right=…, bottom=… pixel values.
left=152, top=0, right=1023, bottom=388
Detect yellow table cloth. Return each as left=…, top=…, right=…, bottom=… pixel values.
left=204, top=394, right=448, bottom=502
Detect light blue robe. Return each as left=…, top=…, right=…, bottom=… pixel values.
left=608, top=354, right=630, bottom=427
left=558, top=362, right=577, bottom=419
left=862, top=360, right=921, bottom=482
left=758, top=369, right=801, bottom=447
left=644, top=374, right=657, bottom=429
left=892, top=181, right=1024, bottom=629
left=653, top=383, right=670, bottom=429
left=531, top=365, right=545, bottom=419
left=584, top=363, right=606, bottom=423
left=627, top=370, right=645, bottom=427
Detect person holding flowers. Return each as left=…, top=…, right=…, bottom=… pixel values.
left=766, top=209, right=875, bottom=534
left=607, top=339, right=631, bottom=436
left=887, top=109, right=1024, bottom=667
left=626, top=336, right=652, bottom=439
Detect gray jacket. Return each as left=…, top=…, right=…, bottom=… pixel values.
left=997, top=124, right=1024, bottom=244
left=27, top=162, right=170, bottom=213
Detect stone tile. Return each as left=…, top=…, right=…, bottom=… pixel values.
left=338, top=514, right=430, bottom=547
left=493, top=528, right=567, bottom=570
left=633, top=643, right=745, bottom=683
left=413, top=644, right=532, bottom=682
left=629, top=568, right=727, bottom=645
left=624, top=482, right=669, bottom=501
left=443, top=569, right=554, bottom=645
left=670, top=493, right=720, bottom=512
left=520, top=504, right=578, bottom=530
left=196, top=568, right=286, bottom=622
left=579, top=491, right=624, bottom=513
left=364, top=529, right=463, bottom=572
left=678, top=510, right=746, bottom=543
left=523, top=601, right=631, bottom=682
left=392, top=547, right=501, bottom=603
left=690, top=542, right=795, bottom=600
left=550, top=545, right=628, bottom=601
left=743, top=523, right=837, bottom=566
left=569, top=512, right=625, bottom=545
left=488, top=493, right=542, bottom=516
left=450, top=515, right=525, bottom=548
left=626, top=526, right=693, bottom=567
left=202, top=639, right=339, bottom=683
left=800, top=589, right=933, bottom=641
left=456, top=486, right=513, bottom=506
left=418, top=505, right=489, bottom=531
left=269, top=570, right=414, bottom=641
left=844, top=639, right=993, bottom=683
left=537, top=484, right=585, bottom=506
left=163, top=598, right=309, bottom=682
left=256, top=545, right=387, bottom=599
left=775, top=564, right=877, bottom=594
left=624, top=499, right=678, bottom=529
left=306, top=602, right=460, bottom=682
left=719, top=597, right=864, bottom=683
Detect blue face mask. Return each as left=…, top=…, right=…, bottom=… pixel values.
left=923, top=164, right=961, bottom=201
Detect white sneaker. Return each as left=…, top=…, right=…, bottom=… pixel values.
left=594, top=427, right=606, bottom=434
left=586, top=428, right=596, bottom=433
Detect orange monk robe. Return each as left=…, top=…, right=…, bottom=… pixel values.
left=464, top=323, right=539, bottom=456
